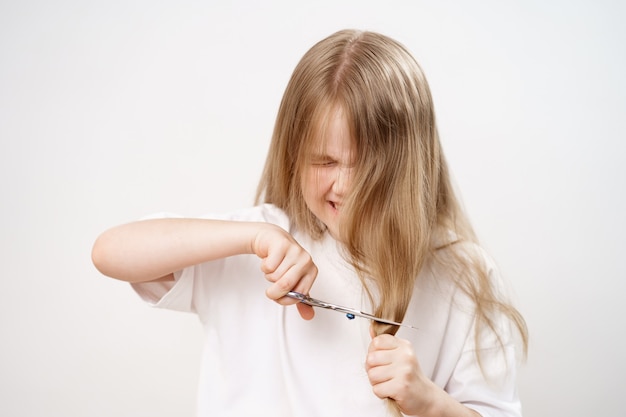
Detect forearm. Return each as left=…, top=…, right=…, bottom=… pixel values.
left=416, top=382, right=482, bottom=417
left=91, top=218, right=267, bottom=282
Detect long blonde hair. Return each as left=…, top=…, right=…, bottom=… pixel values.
left=256, top=29, right=528, bottom=414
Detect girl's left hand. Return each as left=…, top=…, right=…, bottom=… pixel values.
left=365, top=332, right=435, bottom=416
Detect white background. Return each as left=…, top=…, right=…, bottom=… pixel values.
left=1, top=1, right=625, bottom=416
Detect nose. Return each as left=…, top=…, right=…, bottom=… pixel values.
left=331, top=166, right=351, bottom=196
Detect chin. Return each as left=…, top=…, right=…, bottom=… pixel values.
left=325, top=225, right=343, bottom=242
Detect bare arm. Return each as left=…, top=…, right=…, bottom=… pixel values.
left=92, top=218, right=260, bottom=282
left=91, top=218, right=317, bottom=317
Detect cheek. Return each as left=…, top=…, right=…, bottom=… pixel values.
left=343, top=169, right=355, bottom=190
left=300, top=170, right=316, bottom=205
left=302, top=168, right=327, bottom=197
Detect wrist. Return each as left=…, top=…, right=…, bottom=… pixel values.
left=416, top=385, right=481, bottom=417
left=249, top=222, right=279, bottom=256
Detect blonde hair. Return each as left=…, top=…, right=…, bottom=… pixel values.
left=256, top=29, right=528, bottom=414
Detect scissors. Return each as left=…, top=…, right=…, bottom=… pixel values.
left=286, top=291, right=418, bottom=330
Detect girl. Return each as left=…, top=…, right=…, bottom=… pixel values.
left=92, top=29, right=528, bottom=417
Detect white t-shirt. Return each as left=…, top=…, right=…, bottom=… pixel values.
left=132, top=204, right=522, bottom=417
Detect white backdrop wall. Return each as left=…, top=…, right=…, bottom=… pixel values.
left=1, top=1, right=624, bottom=416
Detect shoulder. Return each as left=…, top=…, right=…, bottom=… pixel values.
left=431, top=237, right=499, bottom=280
left=421, top=238, right=510, bottom=311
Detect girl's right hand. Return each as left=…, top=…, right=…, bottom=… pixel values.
left=251, top=224, right=317, bottom=320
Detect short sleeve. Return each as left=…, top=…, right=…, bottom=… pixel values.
left=130, top=204, right=292, bottom=314
left=447, top=324, right=522, bottom=417
left=130, top=267, right=195, bottom=312
left=447, top=258, right=523, bottom=417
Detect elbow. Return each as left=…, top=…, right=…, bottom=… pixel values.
left=91, top=232, right=115, bottom=278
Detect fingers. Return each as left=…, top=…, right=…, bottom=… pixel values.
left=365, top=334, right=397, bottom=375
left=368, top=333, right=400, bottom=353
left=262, top=247, right=316, bottom=286
left=366, top=335, right=411, bottom=383
left=266, top=273, right=316, bottom=320
left=296, top=302, right=315, bottom=320
left=365, top=335, right=426, bottom=413
left=259, top=245, right=290, bottom=275
left=259, top=234, right=317, bottom=300
left=253, top=225, right=318, bottom=320
left=366, top=337, right=400, bottom=400
left=265, top=265, right=317, bottom=300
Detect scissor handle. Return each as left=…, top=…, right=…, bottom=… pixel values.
left=285, top=291, right=331, bottom=308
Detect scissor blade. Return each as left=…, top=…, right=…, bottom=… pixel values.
left=285, top=292, right=417, bottom=330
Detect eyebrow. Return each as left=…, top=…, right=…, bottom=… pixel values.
left=308, top=149, right=356, bottom=163
left=308, top=152, right=334, bottom=160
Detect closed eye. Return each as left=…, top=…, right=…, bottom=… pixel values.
left=311, top=159, right=337, bottom=167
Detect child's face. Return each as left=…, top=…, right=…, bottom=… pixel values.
left=301, top=107, right=356, bottom=241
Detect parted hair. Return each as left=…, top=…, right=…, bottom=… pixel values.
left=256, top=29, right=528, bottom=415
